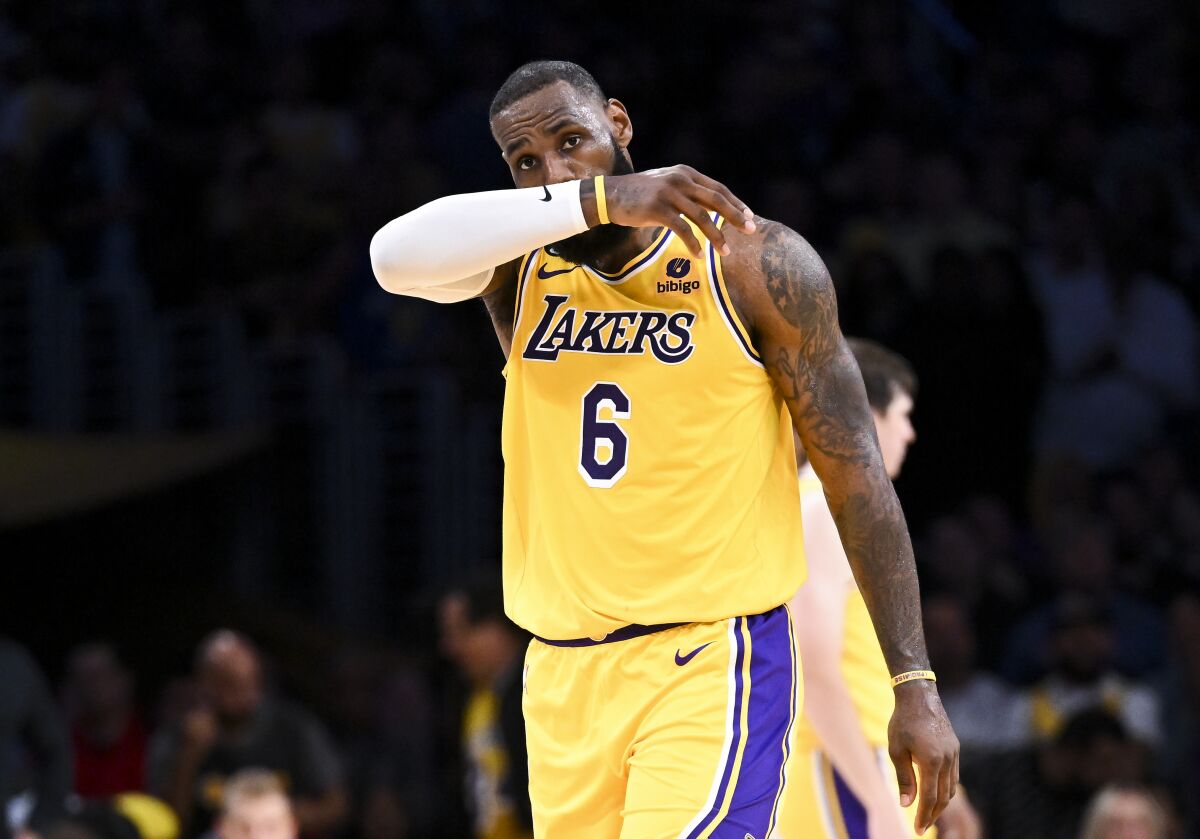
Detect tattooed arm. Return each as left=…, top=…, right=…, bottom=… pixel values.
left=722, top=219, right=959, bottom=835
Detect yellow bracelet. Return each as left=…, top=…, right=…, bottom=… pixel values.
left=891, top=669, right=937, bottom=687
left=594, top=175, right=610, bottom=224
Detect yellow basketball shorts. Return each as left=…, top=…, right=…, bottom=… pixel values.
left=776, top=748, right=932, bottom=839
left=522, top=604, right=801, bottom=839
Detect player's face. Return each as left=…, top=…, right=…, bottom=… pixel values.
left=491, top=80, right=633, bottom=188
left=218, top=795, right=297, bottom=839
left=873, top=390, right=915, bottom=479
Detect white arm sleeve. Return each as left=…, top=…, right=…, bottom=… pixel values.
left=369, top=179, right=589, bottom=302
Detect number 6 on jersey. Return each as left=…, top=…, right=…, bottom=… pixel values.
left=579, top=382, right=630, bottom=488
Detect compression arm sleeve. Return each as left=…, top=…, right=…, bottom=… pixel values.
left=370, top=179, right=589, bottom=302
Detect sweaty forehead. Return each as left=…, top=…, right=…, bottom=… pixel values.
left=491, top=81, right=607, bottom=153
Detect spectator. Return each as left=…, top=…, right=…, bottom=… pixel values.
left=62, top=643, right=148, bottom=798
left=325, top=650, right=435, bottom=839
left=39, top=803, right=141, bottom=839
left=1029, top=190, right=1199, bottom=469
left=923, top=594, right=1023, bottom=754
left=919, top=511, right=1026, bottom=659
left=1078, top=786, right=1168, bottom=839
left=1003, top=515, right=1166, bottom=683
left=40, top=796, right=178, bottom=839
left=966, top=709, right=1149, bottom=839
left=0, top=638, right=71, bottom=839
left=438, top=582, right=531, bottom=839
left=1011, top=594, right=1161, bottom=748
left=146, top=632, right=346, bottom=839
left=215, top=770, right=296, bottom=839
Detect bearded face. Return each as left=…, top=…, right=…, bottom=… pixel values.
left=548, top=140, right=637, bottom=267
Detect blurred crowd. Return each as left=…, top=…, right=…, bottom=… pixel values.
left=2, top=0, right=1200, bottom=837
left=0, top=596, right=519, bottom=839
left=2, top=582, right=1194, bottom=839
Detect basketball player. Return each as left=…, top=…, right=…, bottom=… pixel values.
left=779, top=339, right=979, bottom=839
left=370, top=61, right=957, bottom=838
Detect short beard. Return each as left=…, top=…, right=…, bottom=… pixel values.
left=548, top=144, right=636, bottom=267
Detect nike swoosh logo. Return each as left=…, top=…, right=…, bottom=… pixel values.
left=537, top=264, right=577, bottom=279
left=539, top=185, right=552, bottom=202
left=675, top=643, right=712, bottom=666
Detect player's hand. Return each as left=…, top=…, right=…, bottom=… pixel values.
left=935, top=786, right=982, bottom=839
left=602, top=165, right=755, bottom=257
left=887, top=680, right=960, bottom=836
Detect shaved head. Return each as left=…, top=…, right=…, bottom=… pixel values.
left=490, top=60, right=606, bottom=121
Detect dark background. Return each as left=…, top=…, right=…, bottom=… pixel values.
left=2, top=0, right=1199, bottom=836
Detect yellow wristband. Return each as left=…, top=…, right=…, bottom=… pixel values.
left=891, top=669, right=937, bottom=687
left=594, top=175, right=610, bottom=224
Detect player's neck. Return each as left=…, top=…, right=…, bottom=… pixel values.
left=586, top=225, right=661, bottom=274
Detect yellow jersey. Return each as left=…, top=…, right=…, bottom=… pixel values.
left=793, top=477, right=894, bottom=748
left=500, top=218, right=805, bottom=640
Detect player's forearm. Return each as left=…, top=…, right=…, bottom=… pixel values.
left=825, top=477, right=929, bottom=677
left=778, top=343, right=930, bottom=675
left=370, top=181, right=589, bottom=300
left=738, top=221, right=931, bottom=675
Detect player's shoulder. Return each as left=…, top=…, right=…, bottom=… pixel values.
left=717, top=215, right=834, bottom=330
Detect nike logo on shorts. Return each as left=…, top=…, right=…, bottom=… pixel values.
left=675, top=643, right=711, bottom=666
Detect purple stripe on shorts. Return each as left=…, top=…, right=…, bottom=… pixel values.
left=685, top=617, right=746, bottom=838
left=709, top=604, right=796, bottom=837
left=832, top=763, right=870, bottom=839
left=767, top=613, right=799, bottom=836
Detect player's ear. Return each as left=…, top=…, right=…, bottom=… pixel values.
left=607, top=98, right=632, bottom=149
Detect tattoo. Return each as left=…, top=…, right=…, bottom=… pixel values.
left=759, top=222, right=838, bottom=358
left=758, top=223, right=872, bottom=466
left=830, top=490, right=928, bottom=674
left=751, top=220, right=930, bottom=674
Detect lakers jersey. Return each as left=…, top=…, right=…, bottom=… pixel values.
left=501, top=218, right=806, bottom=640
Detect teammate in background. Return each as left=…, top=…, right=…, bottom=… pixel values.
left=781, top=339, right=979, bottom=839
left=216, top=770, right=298, bottom=839
left=371, top=60, right=957, bottom=837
